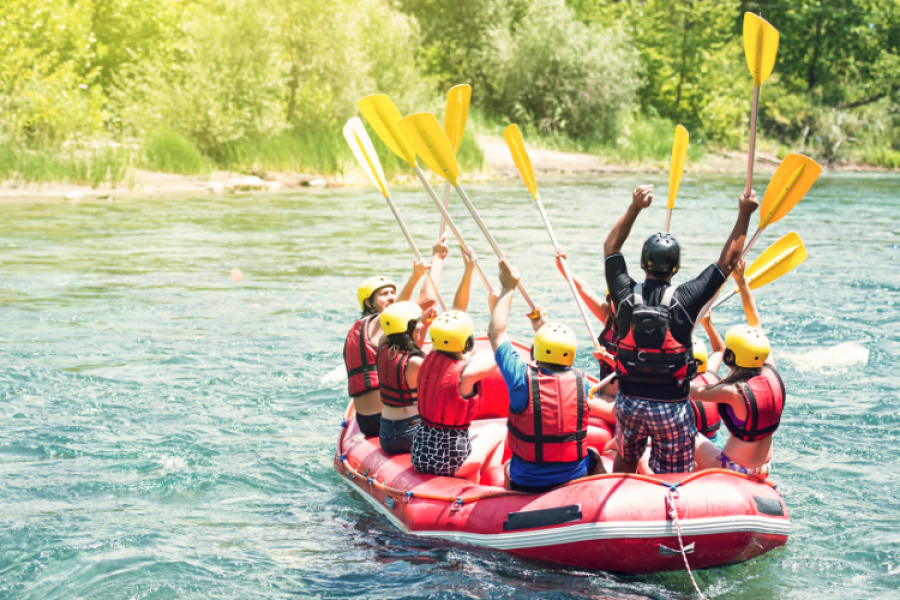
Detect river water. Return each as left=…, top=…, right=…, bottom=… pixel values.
left=1, top=174, right=898, bottom=599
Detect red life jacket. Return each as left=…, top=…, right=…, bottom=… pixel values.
left=343, top=315, right=379, bottom=397
left=376, top=344, right=419, bottom=407
left=718, top=365, right=786, bottom=442
left=507, top=364, right=588, bottom=463
left=615, top=284, right=693, bottom=386
left=596, top=319, right=618, bottom=374
left=690, top=371, right=722, bottom=437
left=418, top=351, right=483, bottom=430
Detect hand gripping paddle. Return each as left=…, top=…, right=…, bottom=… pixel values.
left=398, top=112, right=537, bottom=311
left=342, top=117, right=448, bottom=311
left=357, top=94, right=493, bottom=293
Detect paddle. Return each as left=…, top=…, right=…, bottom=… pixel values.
left=398, top=112, right=537, bottom=312
left=441, top=84, right=471, bottom=238
left=742, top=12, right=779, bottom=196
left=664, top=125, right=689, bottom=232
left=742, top=153, right=822, bottom=258
left=710, top=231, right=807, bottom=310
left=357, top=94, right=493, bottom=293
left=504, top=124, right=610, bottom=358
left=342, top=117, right=448, bottom=312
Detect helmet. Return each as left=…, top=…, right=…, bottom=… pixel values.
left=430, top=311, right=474, bottom=352
left=640, top=232, right=680, bottom=277
left=724, top=325, right=770, bottom=368
left=692, top=336, right=708, bottom=373
left=533, top=323, right=577, bottom=366
left=357, top=276, right=396, bottom=310
left=380, top=301, right=422, bottom=336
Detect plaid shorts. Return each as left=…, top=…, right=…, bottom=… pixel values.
left=615, top=392, right=697, bottom=474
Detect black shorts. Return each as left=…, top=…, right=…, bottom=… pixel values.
left=356, top=412, right=381, bottom=437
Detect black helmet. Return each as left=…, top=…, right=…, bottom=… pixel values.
left=641, top=232, right=680, bottom=278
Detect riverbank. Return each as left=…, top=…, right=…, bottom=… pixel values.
left=2, top=135, right=896, bottom=201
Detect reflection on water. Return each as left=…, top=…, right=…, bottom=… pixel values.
left=1, top=173, right=899, bottom=599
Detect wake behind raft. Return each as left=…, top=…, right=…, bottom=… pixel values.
left=334, top=338, right=789, bottom=574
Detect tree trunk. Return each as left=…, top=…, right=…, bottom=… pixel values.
left=808, top=16, right=823, bottom=91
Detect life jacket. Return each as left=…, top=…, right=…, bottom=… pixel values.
left=507, top=364, right=588, bottom=463
left=596, top=319, right=618, bottom=374
left=718, top=365, right=786, bottom=442
left=690, top=371, right=722, bottom=437
left=375, top=344, right=419, bottom=407
left=343, top=315, right=379, bottom=397
left=418, top=351, right=483, bottom=430
left=615, top=284, right=694, bottom=386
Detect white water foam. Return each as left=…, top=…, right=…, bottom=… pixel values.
left=784, top=341, right=869, bottom=374
left=320, top=365, right=347, bottom=384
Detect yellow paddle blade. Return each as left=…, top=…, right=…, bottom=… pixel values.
left=759, top=153, right=822, bottom=229
left=667, top=124, right=689, bottom=209
left=357, top=94, right=417, bottom=167
left=397, top=112, right=460, bottom=186
left=739, top=231, right=807, bottom=291
left=342, top=117, right=388, bottom=197
left=743, top=13, right=779, bottom=87
left=444, top=84, right=471, bottom=155
left=504, top=124, right=539, bottom=201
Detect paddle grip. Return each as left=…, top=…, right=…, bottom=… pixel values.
left=454, top=184, right=536, bottom=311
left=535, top=200, right=600, bottom=348
left=745, top=87, right=760, bottom=196
left=385, top=192, right=449, bottom=312
left=413, top=166, right=492, bottom=292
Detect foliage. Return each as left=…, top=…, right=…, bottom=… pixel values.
left=0, top=142, right=134, bottom=186
left=143, top=130, right=210, bottom=175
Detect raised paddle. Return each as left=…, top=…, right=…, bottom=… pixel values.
left=710, top=231, right=807, bottom=310
left=398, top=112, right=537, bottom=312
left=356, top=94, right=493, bottom=293
left=504, top=124, right=610, bottom=359
left=441, top=84, right=471, bottom=238
left=742, top=12, right=779, bottom=196
left=665, top=125, right=689, bottom=232
left=342, top=117, right=448, bottom=312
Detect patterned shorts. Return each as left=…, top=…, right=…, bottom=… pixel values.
left=411, top=425, right=471, bottom=476
left=615, top=392, right=697, bottom=474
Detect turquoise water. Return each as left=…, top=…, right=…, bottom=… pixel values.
left=1, top=174, right=898, bottom=599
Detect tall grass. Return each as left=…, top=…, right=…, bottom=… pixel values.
left=143, top=129, right=210, bottom=175
left=0, top=142, right=135, bottom=187
left=210, top=128, right=351, bottom=175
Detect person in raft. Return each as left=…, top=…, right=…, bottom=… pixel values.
left=412, top=251, right=504, bottom=479
left=690, top=260, right=785, bottom=475
left=604, top=184, right=758, bottom=474
left=489, top=259, right=604, bottom=493
left=343, top=237, right=449, bottom=438
left=690, top=313, right=728, bottom=450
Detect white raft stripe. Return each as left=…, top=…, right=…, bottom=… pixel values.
left=341, top=478, right=790, bottom=551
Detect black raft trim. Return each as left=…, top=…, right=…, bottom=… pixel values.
left=503, top=504, right=583, bottom=532
left=754, top=495, right=785, bottom=517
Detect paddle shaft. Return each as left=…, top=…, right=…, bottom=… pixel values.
left=412, top=166, right=492, bottom=292
left=534, top=200, right=600, bottom=350
left=745, top=86, right=760, bottom=196
left=710, top=244, right=799, bottom=310
left=453, top=184, right=536, bottom=311
left=664, top=208, right=673, bottom=233
left=440, top=180, right=450, bottom=237
left=383, top=192, right=448, bottom=311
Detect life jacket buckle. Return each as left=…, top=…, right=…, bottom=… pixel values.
left=636, top=350, right=647, bottom=362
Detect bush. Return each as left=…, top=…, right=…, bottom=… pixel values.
left=143, top=130, right=209, bottom=175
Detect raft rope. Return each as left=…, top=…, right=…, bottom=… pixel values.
left=665, top=485, right=706, bottom=599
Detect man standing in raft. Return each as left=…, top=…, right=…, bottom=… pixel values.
left=691, top=261, right=785, bottom=475
left=489, top=260, right=603, bottom=493
left=604, top=185, right=758, bottom=474
left=343, top=238, right=449, bottom=437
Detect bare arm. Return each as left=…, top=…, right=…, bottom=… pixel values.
left=716, top=191, right=759, bottom=278
left=404, top=356, right=424, bottom=389
left=691, top=380, right=742, bottom=408
left=452, top=249, right=476, bottom=312
left=488, top=260, right=520, bottom=352
left=733, top=260, right=775, bottom=366
left=700, top=311, right=725, bottom=373
left=459, top=349, right=498, bottom=397
left=556, top=248, right=610, bottom=323
left=414, top=236, right=449, bottom=307
left=604, top=185, right=653, bottom=257
left=400, top=262, right=427, bottom=303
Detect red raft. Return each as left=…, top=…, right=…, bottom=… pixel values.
left=334, top=338, right=789, bottom=574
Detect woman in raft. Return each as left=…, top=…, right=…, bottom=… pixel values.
left=343, top=237, right=448, bottom=438
left=411, top=251, right=504, bottom=480
left=690, top=261, right=786, bottom=475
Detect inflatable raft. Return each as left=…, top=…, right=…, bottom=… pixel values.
left=334, top=339, right=789, bottom=574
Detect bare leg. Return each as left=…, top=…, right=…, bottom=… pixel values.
left=693, top=434, right=721, bottom=470
left=454, top=423, right=505, bottom=482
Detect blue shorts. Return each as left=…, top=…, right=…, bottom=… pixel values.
left=615, top=392, right=697, bottom=474
left=380, top=415, right=420, bottom=455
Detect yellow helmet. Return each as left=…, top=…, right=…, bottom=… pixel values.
left=357, top=276, right=396, bottom=310
left=692, top=336, right=708, bottom=373
left=430, top=311, right=474, bottom=353
left=724, top=325, right=770, bottom=368
left=533, top=323, right=577, bottom=366
left=380, top=301, right=422, bottom=336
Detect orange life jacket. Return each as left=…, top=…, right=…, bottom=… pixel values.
left=343, top=315, right=379, bottom=397
left=418, top=351, right=483, bottom=430
left=507, top=364, right=588, bottom=463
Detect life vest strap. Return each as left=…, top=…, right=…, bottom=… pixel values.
left=507, top=422, right=588, bottom=444
left=347, top=364, right=378, bottom=377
